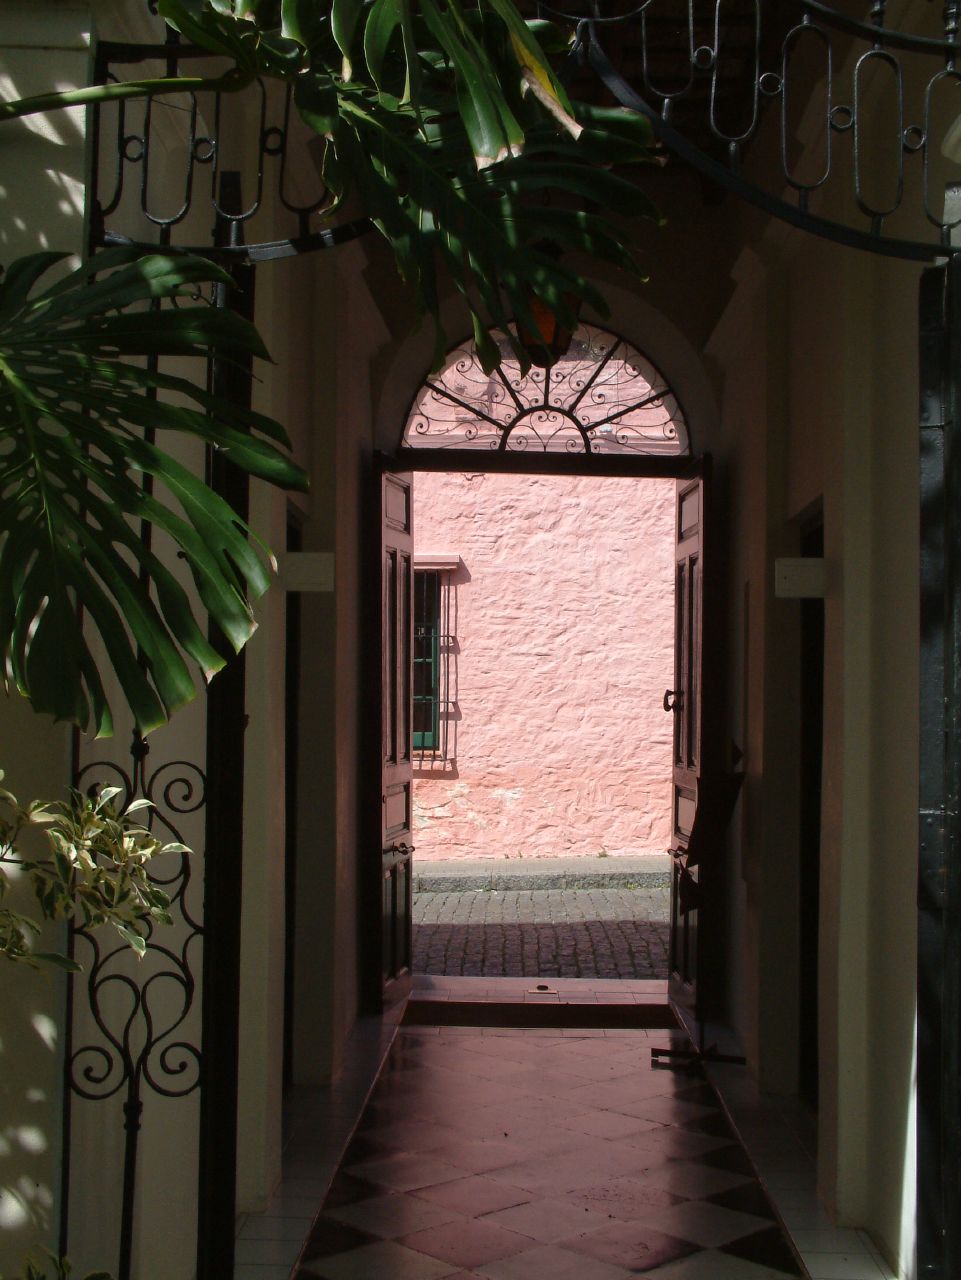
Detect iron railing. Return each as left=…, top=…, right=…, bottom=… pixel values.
left=548, top=0, right=961, bottom=260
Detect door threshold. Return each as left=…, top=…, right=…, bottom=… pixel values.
left=406, top=974, right=673, bottom=1027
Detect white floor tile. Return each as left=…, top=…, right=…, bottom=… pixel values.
left=791, top=1228, right=871, bottom=1253
left=803, top=1251, right=889, bottom=1278
left=305, top=1240, right=459, bottom=1279
left=644, top=1248, right=807, bottom=1278
left=238, top=1215, right=315, bottom=1242
left=476, top=1242, right=633, bottom=1279
left=234, top=1266, right=295, bottom=1280
left=234, top=1237, right=302, bottom=1267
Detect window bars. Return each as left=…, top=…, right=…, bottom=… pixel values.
left=413, top=569, right=456, bottom=765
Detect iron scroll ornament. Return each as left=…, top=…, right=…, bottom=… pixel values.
left=545, top=0, right=961, bottom=263
left=67, top=734, right=205, bottom=1280
left=403, top=323, right=691, bottom=455
left=91, top=37, right=371, bottom=261
left=100, top=4, right=961, bottom=266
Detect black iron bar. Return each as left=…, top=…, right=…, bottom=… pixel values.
left=584, top=30, right=959, bottom=264
left=117, top=1094, right=143, bottom=1280
left=395, top=447, right=698, bottom=478
left=566, top=339, right=621, bottom=414
left=796, top=1, right=961, bottom=53
left=195, top=170, right=252, bottom=1280
left=494, top=361, right=527, bottom=414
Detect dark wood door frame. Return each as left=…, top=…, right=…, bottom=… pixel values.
left=363, top=462, right=416, bottom=1011
left=369, top=449, right=712, bottom=1016
left=668, top=470, right=705, bottom=1022
left=918, top=262, right=961, bottom=1279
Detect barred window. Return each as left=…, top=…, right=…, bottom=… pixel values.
left=413, top=564, right=455, bottom=762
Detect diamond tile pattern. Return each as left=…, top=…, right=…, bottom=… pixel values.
left=293, top=1027, right=808, bottom=1278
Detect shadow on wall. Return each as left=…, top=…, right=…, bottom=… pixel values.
left=0, top=957, right=60, bottom=1273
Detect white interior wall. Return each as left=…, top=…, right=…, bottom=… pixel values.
left=705, top=118, right=925, bottom=1280
left=0, top=4, right=93, bottom=1271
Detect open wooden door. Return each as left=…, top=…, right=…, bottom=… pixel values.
left=917, top=260, right=961, bottom=1276
left=665, top=462, right=743, bottom=1047
left=667, top=474, right=703, bottom=1020
left=380, top=470, right=415, bottom=1003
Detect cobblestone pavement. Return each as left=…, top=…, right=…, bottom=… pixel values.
left=412, top=887, right=670, bottom=980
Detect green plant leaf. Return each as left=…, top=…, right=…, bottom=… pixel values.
left=330, top=86, right=650, bottom=369
left=158, top=0, right=263, bottom=73
left=363, top=0, right=404, bottom=92
left=294, top=72, right=339, bottom=137
left=115, top=923, right=147, bottom=956
left=420, top=0, right=523, bottom=167
left=0, top=249, right=308, bottom=736
left=2, top=776, right=190, bottom=967
left=6, top=2, right=657, bottom=386
left=29, top=951, right=82, bottom=972
left=484, top=0, right=579, bottom=134
left=331, top=0, right=366, bottom=77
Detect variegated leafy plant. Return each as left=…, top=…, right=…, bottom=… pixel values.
left=0, top=770, right=186, bottom=969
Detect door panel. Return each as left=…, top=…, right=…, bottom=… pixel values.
left=380, top=471, right=414, bottom=1003
left=668, top=464, right=744, bottom=1030
left=669, top=475, right=703, bottom=1014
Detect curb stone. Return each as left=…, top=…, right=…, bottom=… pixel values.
left=412, top=856, right=672, bottom=894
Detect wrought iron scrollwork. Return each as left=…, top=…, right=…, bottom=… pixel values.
left=100, top=4, right=961, bottom=265
left=92, top=38, right=370, bottom=259
left=546, top=0, right=961, bottom=261
left=69, top=733, right=205, bottom=1280
left=403, top=323, right=689, bottom=455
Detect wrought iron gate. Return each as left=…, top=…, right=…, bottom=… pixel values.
left=61, top=29, right=345, bottom=1280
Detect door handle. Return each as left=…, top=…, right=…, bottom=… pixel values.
left=390, top=842, right=415, bottom=855
left=663, top=689, right=683, bottom=712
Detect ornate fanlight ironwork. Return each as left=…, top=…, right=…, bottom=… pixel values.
left=403, top=323, right=690, bottom=455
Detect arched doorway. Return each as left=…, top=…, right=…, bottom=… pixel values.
left=370, top=321, right=727, bottom=1035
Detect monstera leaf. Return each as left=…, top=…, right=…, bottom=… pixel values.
left=0, top=0, right=659, bottom=737
left=0, top=248, right=308, bottom=737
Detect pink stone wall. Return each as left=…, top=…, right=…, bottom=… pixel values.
left=413, top=473, right=676, bottom=861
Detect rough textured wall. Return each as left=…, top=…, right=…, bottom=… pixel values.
left=413, top=473, right=675, bottom=860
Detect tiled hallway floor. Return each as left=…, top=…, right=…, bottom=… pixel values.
left=291, top=1026, right=809, bottom=1279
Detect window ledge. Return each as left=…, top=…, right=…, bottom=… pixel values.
left=414, top=553, right=461, bottom=572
